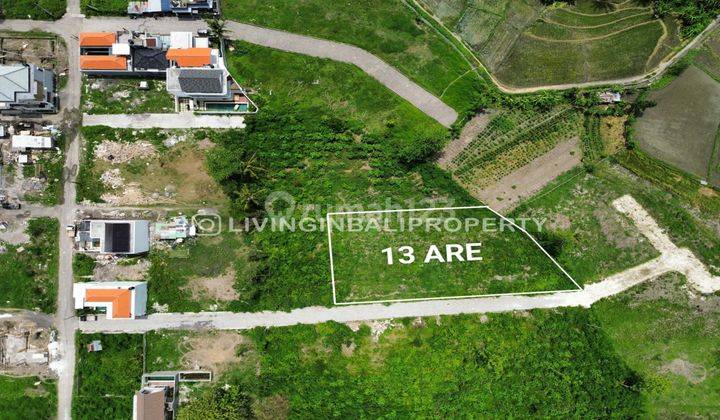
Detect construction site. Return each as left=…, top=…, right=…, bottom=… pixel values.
left=0, top=312, right=59, bottom=379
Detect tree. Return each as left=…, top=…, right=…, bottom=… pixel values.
left=206, top=18, right=228, bottom=44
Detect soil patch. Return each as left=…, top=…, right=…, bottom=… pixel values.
left=93, top=259, right=150, bottom=281
left=181, top=332, right=249, bottom=374
left=438, top=111, right=497, bottom=167
left=659, top=358, right=707, bottom=384
left=183, top=268, right=239, bottom=302
left=94, top=140, right=157, bottom=163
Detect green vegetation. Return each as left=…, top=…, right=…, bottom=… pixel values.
left=74, top=334, right=143, bottom=419
left=0, top=218, right=59, bottom=312
left=73, top=253, right=97, bottom=281
left=80, top=0, right=126, bottom=16
left=0, top=0, right=66, bottom=19
left=331, top=207, right=577, bottom=303
left=448, top=107, right=581, bottom=192
left=177, top=310, right=643, bottom=417
left=222, top=0, right=484, bottom=114
left=513, top=167, right=659, bottom=284
left=82, top=77, right=175, bottom=114
left=22, top=133, right=66, bottom=205
left=655, top=0, right=720, bottom=37
left=147, top=231, right=255, bottom=312
left=594, top=272, right=720, bottom=417
left=0, top=375, right=57, bottom=418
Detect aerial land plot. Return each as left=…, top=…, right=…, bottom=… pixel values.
left=77, top=127, right=229, bottom=206
left=329, top=207, right=578, bottom=303
left=116, top=310, right=643, bottom=417
left=0, top=218, right=59, bottom=313
left=0, top=30, right=69, bottom=87
left=80, top=0, right=127, bottom=16
left=635, top=66, right=720, bottom=187
left=81, top=77, right=175, bottom=114
left=0, top=375, right=57, bottom=418
left=594, top=272, right=720, bottom=418
left=0, top=0, right=66, bottom=19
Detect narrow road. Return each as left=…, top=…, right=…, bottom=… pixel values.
left=82, top=113, right=247, bottom=128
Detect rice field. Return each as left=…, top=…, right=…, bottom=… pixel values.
left=420, top=0, right=682, bottom=87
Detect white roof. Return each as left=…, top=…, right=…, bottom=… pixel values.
left=11, top=135, right=53, bottom=150
left=194, top=37, right=210, bottom=48
left=112, top=43, right=131, bottom=56
left=170, top=32, right=194, bottom=49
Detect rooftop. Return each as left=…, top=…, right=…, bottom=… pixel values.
left=166, top=48, right=212, bottom=67
left=80, top=56, right=128, bottom=71
left=80, top=32, right=117, bottom=48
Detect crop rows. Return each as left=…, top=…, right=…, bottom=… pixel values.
left=449, top=107, right=581, bottom=187
left=581, top=115, right=604, bottom=162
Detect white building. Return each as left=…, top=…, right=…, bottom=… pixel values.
left=11, top=134, right=53, bottom=151
left=73, top=281, right=147, bottom=319
left=75, top=220, right=150, bottom=254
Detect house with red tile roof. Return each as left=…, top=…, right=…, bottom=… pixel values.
left=73, top=281, right=147, bottom=319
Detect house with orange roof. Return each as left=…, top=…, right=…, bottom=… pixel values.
left=73, top=281, right=147, bottom=320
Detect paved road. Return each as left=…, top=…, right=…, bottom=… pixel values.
left=83, top=113, right=247, bottom=128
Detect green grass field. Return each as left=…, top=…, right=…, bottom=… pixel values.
left=0, top=218, right=59, bottom=313
left=594, top=272, right=720, bottom=417
left=330, top=207, right=577, bottom=303
left=81, top=77, right=175, bottom=114
left=222, top=0, right=484, bottom=115
left=0, top=375, right=57, bottom=418
left=1, top=0, right=66, bottom=19
left=80, top=0, right=126, bottom=16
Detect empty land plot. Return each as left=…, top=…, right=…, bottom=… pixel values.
left=0, top=0, right=66, bottom=19
left=422, top=0, right=679, bottom=87
left=0, top=376, right=56, bottom=419
left=446, top=107, right=581, bottom=198
left=81, top=77, right=175, bottom=114
left=329, top=207, right=578, bottom=303
left=635, top=66, right=720, bottom=186
left=77, top=126, right=228, bottom=205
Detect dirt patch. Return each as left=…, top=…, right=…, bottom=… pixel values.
left=599, top=115, right=627, bottom=155
left=93, top=259, right=150, bottom=281
left=346, top=319, right=393, bottom=342
left=94, top=140, right=157, bottom=163
left=477, top=138, right=582, bottom=212
left=100, top=168, right=124, bottom=189
left=546, top=213, right=572, bottom=230
left=699, top=186, right=718, bottom=197
left=438, top=111, right=497, bottom=167
left=593, top=207, right=642, bottom=249
left=659, top=358, right=707, bottom=384
left=183, top=268, right=239, bottom=302
left=181, top=332, right=248, bottom=374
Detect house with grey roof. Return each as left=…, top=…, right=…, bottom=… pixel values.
left=0, top=64, right=58, bottom=114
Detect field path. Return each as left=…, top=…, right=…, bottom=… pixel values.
left=524, top=19, right=660, bottom=43
left=541, top=11, right=652, bottom=29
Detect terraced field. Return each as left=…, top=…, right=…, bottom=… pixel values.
left=446, top=106, right=582, bottom=197
left=420, top=0, right=682, bottom=87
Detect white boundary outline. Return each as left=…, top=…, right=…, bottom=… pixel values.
left=326, top=205, right=582, bottom=305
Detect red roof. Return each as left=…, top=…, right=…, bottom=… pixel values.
left=80, top=55, right=127, bottom=70
left=166, top=48, right=212, bottom=67
left=85, top=289, right=132, bottom=318
left=80, top=32, right=117, bottom=47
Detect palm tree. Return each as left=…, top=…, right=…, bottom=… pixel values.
left=237, top=152, right=265, bottom=182
left=206, top=18, right=228, bottom=44
left=234, top=184, right=265, bottom=212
